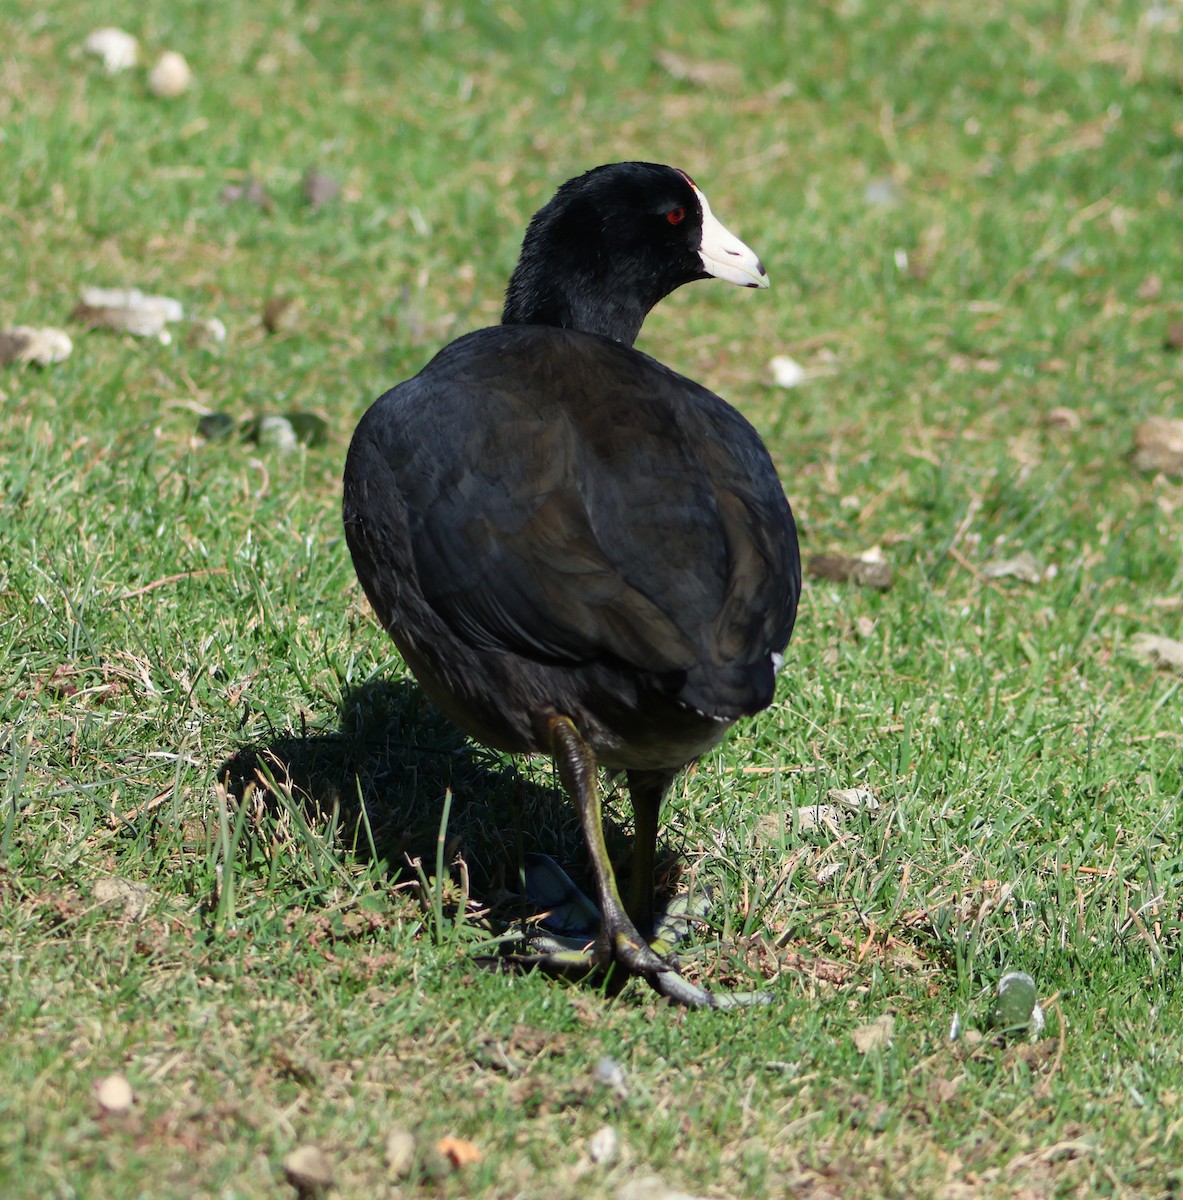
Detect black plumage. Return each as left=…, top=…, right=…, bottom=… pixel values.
left=343, top=162, right=800, bottom=1007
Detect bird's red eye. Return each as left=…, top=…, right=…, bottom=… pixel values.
left=666, top=207, right=686, bottom=225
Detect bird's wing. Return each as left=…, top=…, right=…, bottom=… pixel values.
left=387, top=329, right=796, bottom=681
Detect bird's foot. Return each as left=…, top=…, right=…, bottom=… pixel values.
left=505, top=856, right=769, bottom=1008
left=504, top=927, right=770, bottom=1008
left=605, top=925, right=771, bottom=1010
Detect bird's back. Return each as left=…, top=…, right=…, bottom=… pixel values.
left=344, top=325, right=799, bottom=739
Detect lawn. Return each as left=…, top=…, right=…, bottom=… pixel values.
left=1, top=1, right=1181, bottom=1196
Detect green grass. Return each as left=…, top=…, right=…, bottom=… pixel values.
left=2, top=0, right=1181, bottom=1196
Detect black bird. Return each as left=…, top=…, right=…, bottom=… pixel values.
left=343, top=162, right=800, bottom=1008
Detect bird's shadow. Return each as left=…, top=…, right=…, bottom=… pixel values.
left=216, top=677, right=639, bottom=926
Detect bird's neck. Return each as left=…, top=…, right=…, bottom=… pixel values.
left=500, top=234, right=654, bottom=346
left=501, top=282, right=647, bottom=346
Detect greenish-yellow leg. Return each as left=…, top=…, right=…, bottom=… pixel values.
left=541, top=715, right=766, bottom=1009
left=624, top=768, right=670, bottom=952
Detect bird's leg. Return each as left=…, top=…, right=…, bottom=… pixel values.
left=546, top=716, right=741, bottom=1008
left=624, top=768, right=715, bottom=964
left=628, top=769, right=723, bottom=961
left=624, top=768, right=672, bottom=941
left=503, top=717, right=767, bottom=1008
left=547, top=716, right=637, bottom=967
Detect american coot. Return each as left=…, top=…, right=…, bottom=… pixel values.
left=343, top=162, right=800, bottom=1008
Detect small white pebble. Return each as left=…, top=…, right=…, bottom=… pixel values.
left=0, top=326, right=72, bottom=366
left=384, top=1127, right=415, bottom=1178
left=95, top=1073, right=134, bottom=1114
left=815, top=861, right=844, bottom=886
left=148, top=51, right=194, bottom=98
left=1030, top=1003, right=1046, bottom=1040
left=85, top=28, right=139, bottom=73
left=192, top=316, right=227, bottom=343
left=864, top=176, right=904, bottom=208
left=826, top=786, right=880, bottom=812
left=796, top=803, right=843, bottom=832
left=256, top=415, right=298, bottom=453
left=594, top=1056, right=629, bottom=1098
left=80, top=286, right=184, bottom=324
left=1146, top=2, right=1180, bottom=30
left=283, top=1145, right=333, bottom=1192
left=769, top=355, right=806, bottom=388
left=588, top=1125, right=619, bottom=1165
